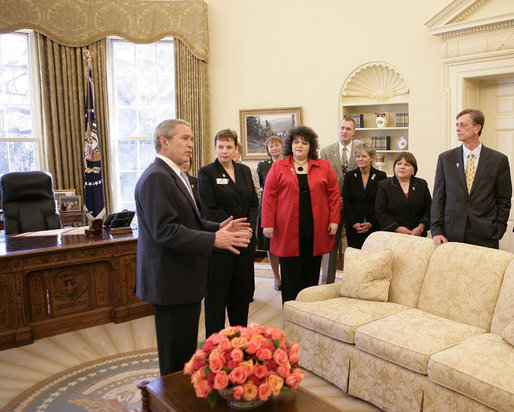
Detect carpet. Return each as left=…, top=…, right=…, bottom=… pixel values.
left=6, top=350, right=159, bottom=411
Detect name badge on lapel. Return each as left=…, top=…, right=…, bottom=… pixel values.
left=216, top=178, right=229, bottom=185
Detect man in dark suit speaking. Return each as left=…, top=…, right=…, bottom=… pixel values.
left=431, top=109, right=512, bottom=249
left=135, top=119, right=251, bottom=376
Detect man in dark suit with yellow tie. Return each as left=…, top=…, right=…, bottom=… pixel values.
left=431, top=109, right=512, bottom=249
left=135, top=119, right=251, bottom=376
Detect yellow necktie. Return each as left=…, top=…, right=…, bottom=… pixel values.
left=466, top=153, right=475, bottom=193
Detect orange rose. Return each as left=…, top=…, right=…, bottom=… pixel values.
left=231, top=336, right=248, bottom=349
left=273, top=348, right=289, bottom=365
left=243, top=382, right=258, bottom=401
left=230, top=348, right=244, bottom=362
left=194, top=379, right=212, bottom=398
left=257, top=382, right=272, bottom=401
left=267, top=373, right=284, bottom=396
left=233, top=385, right=244, bottom=400
left=239, top=359, right=254, bottom=374
left=245, top=337, right=261, bottom=354
left=208, top=354, right=225, bottom=373
left=256, top=348, right=272, bottom=362
left=288, top=351, right=299, bottom=364
left=192, top=368, right=206, bottom=385
left=183, top=359, right=194, bottom=375
left=285, top=372, right=302, bottom=389
left=213, top=370, right=229, bottom=390
left=277, top=364, right=290, bottom=378
left=220, top=326, right=238, bottom=337
left=229, top=366, right=248, bottom=385
left=253, top=364, right=268, bottom=379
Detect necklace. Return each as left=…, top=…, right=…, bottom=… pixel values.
left=294, top=159, right=308, bottom=172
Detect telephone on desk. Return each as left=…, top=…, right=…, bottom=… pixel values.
left=104, top=210, right=135, bottom=235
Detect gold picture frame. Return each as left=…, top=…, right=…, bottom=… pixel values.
left=239, top=107, right=302, bottom=160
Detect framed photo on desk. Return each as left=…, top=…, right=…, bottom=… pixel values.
left=60, top=195, right=81, bottom=213
left=55, top=189, right=76, bottom=210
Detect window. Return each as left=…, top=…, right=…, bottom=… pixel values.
left=108, top=39, right=176, bottom=211
left=0, top=32, right=41, bottom=177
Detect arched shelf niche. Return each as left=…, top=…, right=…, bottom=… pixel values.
left=339, top=62, right=410, bottom=175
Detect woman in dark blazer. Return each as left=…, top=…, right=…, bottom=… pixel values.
left=375, top=152, right=431, bottom=237
left=343, top=143, right=387, bottom=248
left=256, top=135, right=283, bottom=290
left=198, top=129, right=259, bottom=337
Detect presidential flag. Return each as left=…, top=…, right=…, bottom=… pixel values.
left=83, top=55, right=105, bottom=219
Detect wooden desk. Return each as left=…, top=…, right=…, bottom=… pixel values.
left=0, top=228, right=152, bottom=350
left=138, top=372, right=345, bottom=411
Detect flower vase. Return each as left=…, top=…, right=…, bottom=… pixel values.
left=218, top=389, right=266, bottom=410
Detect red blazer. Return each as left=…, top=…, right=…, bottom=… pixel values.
left=261, top=156, right=340, bottom=257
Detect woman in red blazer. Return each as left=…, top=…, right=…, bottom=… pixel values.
left=261, top=126, right=340, bottom=303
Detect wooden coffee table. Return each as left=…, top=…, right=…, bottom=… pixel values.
left=138, top=371, right=345, bottom=411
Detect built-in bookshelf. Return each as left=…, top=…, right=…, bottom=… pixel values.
left=339, top=62, right=410, bottom=175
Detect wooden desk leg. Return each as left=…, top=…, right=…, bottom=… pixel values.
left=138, top=380, right=150, bottom=412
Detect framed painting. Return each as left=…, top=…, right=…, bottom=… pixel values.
left=239, top=107, right=302, bottom=160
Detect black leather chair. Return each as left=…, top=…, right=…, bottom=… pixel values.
left=0, top=171, right=61, bottom=235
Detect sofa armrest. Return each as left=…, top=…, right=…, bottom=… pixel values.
left=296, top=283, right=341, bottom=302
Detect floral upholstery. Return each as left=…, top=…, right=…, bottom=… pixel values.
left=355, top=309, right=485, bottom=374
left=418, top=242, right=513, bottom=331
left=340, top=248, right=393, bottom=301
left=361, top=231, right=435, bottom=307
left=423, top=377, right=496, bottom=412
left=491, top=259, right=514, bottom=336
left=284, top=297, right=406, bottom=344
left=296, top=282, right=341, bottom=302
left=285, top=321, right=352, bottom=391
left=504, top=321, right=514, bottom=346
left=349, top=348, right=426, bottom=412
left=428, top=333, right=514, bottom=412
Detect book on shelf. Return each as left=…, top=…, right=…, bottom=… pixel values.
left=370, top=136, right=391, bottom=150
left=346, top=114, right=364, bottom=128
left=394, top=112, right=409, bottom=127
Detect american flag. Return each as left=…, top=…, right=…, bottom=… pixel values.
left=83, top=55, right=105, bottom=219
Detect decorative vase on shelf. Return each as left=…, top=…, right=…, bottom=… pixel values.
left=218, top=389, right=266, bottom=410
left=375, top=112, right=389, bottom=128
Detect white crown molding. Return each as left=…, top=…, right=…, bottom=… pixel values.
left=429, top=13, right=514, bottom=38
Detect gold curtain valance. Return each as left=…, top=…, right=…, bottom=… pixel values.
left=0, top=0, right=208, bottom=61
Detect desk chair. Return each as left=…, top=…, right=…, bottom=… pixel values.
left=0, top=171, right=61, bottom=235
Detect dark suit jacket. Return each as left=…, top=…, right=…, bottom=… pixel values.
left=376, top=175, right=432, bottom=236
left=198, top=159, right=259, bottom=254
left=431, top=144, right=512, bottom=248
left=134, top=158, right=219, bottom=306
left=343, top=166, right=387, bottom=247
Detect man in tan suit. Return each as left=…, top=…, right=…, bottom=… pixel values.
left=320, top=118, right=358, bottom=284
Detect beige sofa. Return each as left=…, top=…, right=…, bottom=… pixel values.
left=284, top=231, right=514, bottom=412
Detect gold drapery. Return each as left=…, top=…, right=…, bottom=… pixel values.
left=0, top=0, right=208, bottom=61
left=175, top=38, right=210, bottom=175
left=37, top=34, right=113, bottom=215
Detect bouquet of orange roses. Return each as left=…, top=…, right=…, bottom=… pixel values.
left=184, top=323, right=305, bottom=408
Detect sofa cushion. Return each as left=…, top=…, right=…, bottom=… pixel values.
left=504, top=320, right=514, bottom=346
left=491, top=259, right=514, bottom=337
left=339, top=247, right=393, bottom=302
left=428, top=333, right=514, bottom=412
left=418, top=242, right=513, bottom=331
left=283, top=297, right=406, bottom=344
left=361, top=231, right=435, bottom=308
left=355, top=309, right=485, bottom=374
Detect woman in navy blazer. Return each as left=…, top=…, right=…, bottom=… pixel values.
left=375, top=152, right=431, bottom=237
left=198, top=129, right=259, bottom=337
left=343, top=143, right=387, bottom=249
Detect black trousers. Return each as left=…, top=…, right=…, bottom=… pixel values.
left=204, top=251, right=255, bottom=337
left=153, top=302, right=201, bottom=376
left=280, top=238, right=322, bottom=303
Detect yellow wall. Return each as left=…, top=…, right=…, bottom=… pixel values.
left=206, top=0, right=452, bottom=188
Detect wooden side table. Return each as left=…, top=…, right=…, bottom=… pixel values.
left=138, top=372, right=345, bottom=411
